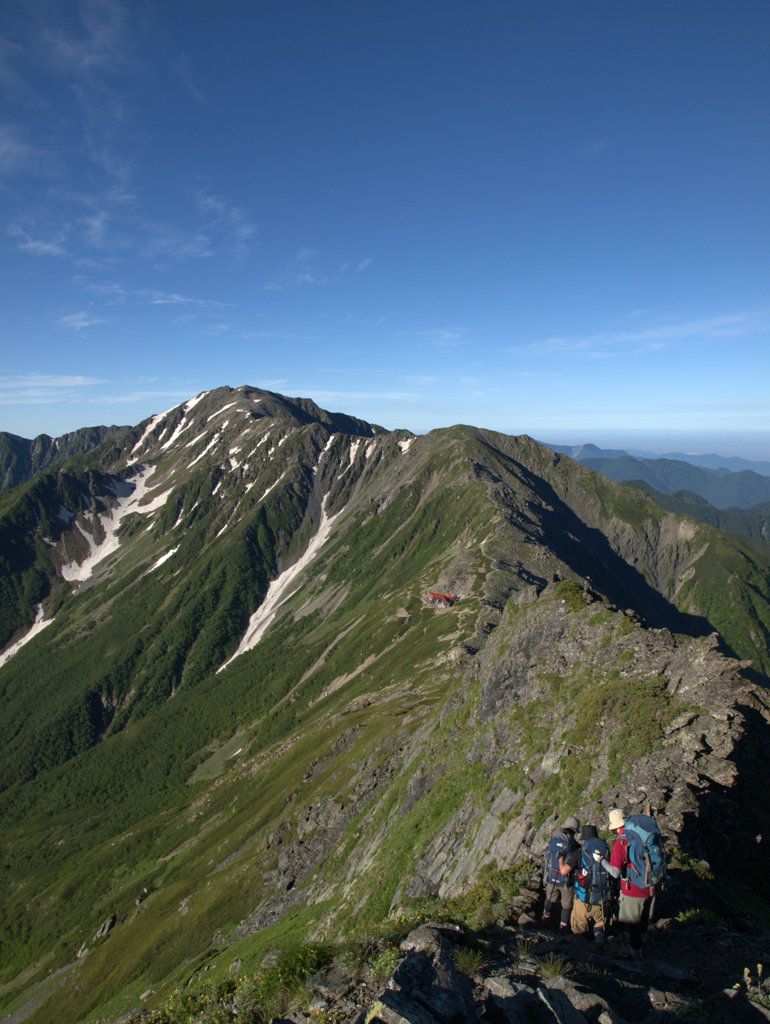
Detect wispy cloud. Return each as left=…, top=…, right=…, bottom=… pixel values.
left=3, top=5, right=254, bottom=271
left=293, top=246, right=328, bottom=285
left=292, top=388, right=420, bottom=405
left=0, top=373, right=195, bottom=413
left=195, top=191, right=256, bottom=257
left=338, top=257, right=373, bottom=274
left=42, top=0, right=129, bottom=77
left=13, top=232, right=69, bottom=257
left=528, top=312, right=768, bottom=357
left=0, top=373, right=108, bottom=404
left=0, top=123, right=40, bottom=176
left=82, top=281, right=231, bottom=309
left=578, top=138, right=613, bottom=160
left=147, top=289, right=229, bottom=307
left=415, top=326, right=469, bottom=347
left=57, top=311, right=109, bottom=330
left=0, top=373, right=107, bottom=391
left=82, top=387, right=194, bottom=405
left=169, top=53, right=204, bottom=103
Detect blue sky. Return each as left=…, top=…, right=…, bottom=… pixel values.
left=2, top=0, right=769, bottom=458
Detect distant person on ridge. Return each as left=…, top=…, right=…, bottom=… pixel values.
left=570, top=824, right=612, bottom=944
left=594, top=807, right=666, bottom=961
left=541, top=815, right=581, bottom=932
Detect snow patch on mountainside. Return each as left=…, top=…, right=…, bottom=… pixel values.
left=185, top=392, right=207, bottom=412
left=61, top=466, right=170, bottom=583
left=311, top=434, right=337, bottom=481
left=160, top=415, right=194, bottom=451
left=0, top=605, right=52, bottom=668
left=189, top=434, right=220, bottom=468
left=218, top=496, right=342, bottom=670
left=252, top=470, right=287, bottom=501
left=185, top=430, right=209, bottom=449
left=149, top=547, right=178, bottom=572
left=128, top=412, right=166, bottom=462
left=208, top=402, right=236, bottom=421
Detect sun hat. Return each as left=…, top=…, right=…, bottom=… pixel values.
left=581, top=824, right=599, bottom=841
left=608, top=808, right=625, bottom=831
left=563, top=816, right=581, bottom=832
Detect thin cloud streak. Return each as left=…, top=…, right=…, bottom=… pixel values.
left=0, top=374, right=108, bottom=391
left=0, top=374, right=196, bottom=413
left=529, top=312, right=767, bottom=355
left=57, top=311, right=109, bottom=330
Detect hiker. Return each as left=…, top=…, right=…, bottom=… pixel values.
left=541, top=815, right=581, bottom=932
left=570, top=824, right=612, bottom=943
left=594, top=807, right=665, bottom=961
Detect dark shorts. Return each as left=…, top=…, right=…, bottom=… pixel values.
left=544, top=882, right=574, bottom=909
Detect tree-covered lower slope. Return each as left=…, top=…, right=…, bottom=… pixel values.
left=1, top=388, right=770, bottom=1022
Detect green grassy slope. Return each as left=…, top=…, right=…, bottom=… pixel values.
left=1, top=412, right=770, bottom=1022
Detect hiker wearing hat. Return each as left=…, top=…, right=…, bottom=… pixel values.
left=593, top=807, right=663, bottom=961
left=541, top=815, right=581, bottom=933
left=570, top=824, right=612, bottom=944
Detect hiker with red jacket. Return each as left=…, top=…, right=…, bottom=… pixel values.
left=594, top=807, right=665, bottom=962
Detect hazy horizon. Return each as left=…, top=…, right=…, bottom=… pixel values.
left=3, top=388, right=769, bottom=465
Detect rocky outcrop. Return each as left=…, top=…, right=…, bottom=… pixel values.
left=235, top=587, right=769, bottom=936
left=259, top=916, right=770, bottom=1024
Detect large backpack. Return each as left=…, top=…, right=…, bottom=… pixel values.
left=574, top=837, right=610, bottom=905
left=542, top=829, right=578, bottom=887
left=623, top=814, right=666, bottom=888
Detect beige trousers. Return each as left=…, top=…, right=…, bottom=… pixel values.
left=570, top=897, right=608, bottom=936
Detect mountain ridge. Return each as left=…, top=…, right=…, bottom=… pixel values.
left=1, top=385, right=769, bottom=1024
left=0, top=423, right=128, bottom=491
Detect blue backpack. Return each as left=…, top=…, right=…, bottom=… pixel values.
left=575, top=837, right=610, bottom=905
left=542, top=829, right=578, bottom=886
left=624, top=814, right=666, bottom=888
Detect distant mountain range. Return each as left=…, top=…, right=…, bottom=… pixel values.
left=1, top=388, right=769, bottom=1023
left=543, top=442, right=770, bottom=507
left=545, top=441, right=770, bottom=477
left=0, top=424, right=128, bottom=490
left=539, top=442, right=770, bottom=547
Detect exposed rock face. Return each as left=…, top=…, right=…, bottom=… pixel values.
left=260, top=917, right=770, bottom=1024
left=230, top=585, right=770, bottom=938
left=363, top=589, right=768, bottom=913
left=0, top=425, right=127, bottom=491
